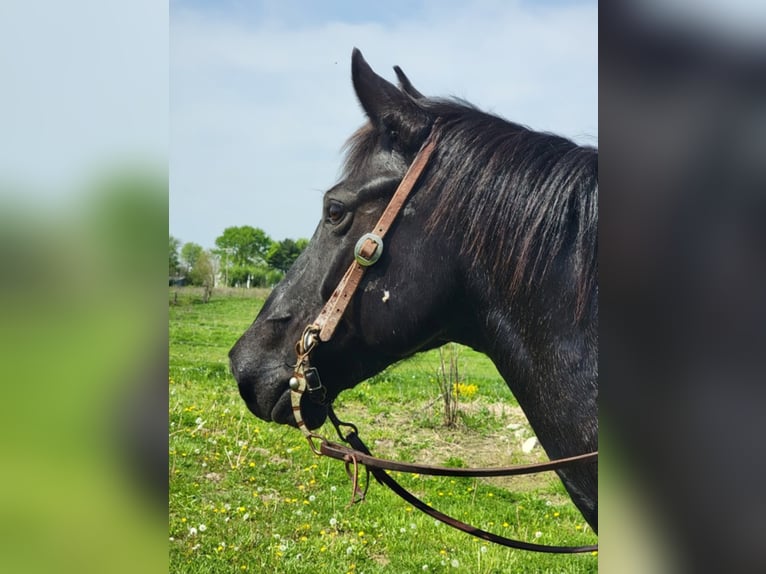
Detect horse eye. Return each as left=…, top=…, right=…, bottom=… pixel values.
left=327, top=201, right=345, bottom=225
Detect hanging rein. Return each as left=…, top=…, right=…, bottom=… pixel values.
left=287, top=121, right=598, bottom=554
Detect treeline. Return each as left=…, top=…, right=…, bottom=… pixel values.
left=169, top=225, right=308, bottom=289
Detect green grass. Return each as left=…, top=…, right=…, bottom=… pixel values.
left=169, top=287, right=597, bottom=573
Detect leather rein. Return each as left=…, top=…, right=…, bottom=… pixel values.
left=287, top=121, right=598, bottom=554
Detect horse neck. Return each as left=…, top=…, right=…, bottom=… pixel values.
left=465, top=277, right=598, bottom=460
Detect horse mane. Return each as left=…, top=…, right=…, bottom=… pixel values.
left=342, top=98, right=598, bottom=321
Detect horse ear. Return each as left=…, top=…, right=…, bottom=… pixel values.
left=393, top=65, right=425, bottom=99
left=351, top=48, right=419, bottom=125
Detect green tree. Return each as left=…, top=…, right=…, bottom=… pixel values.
left=180, top=242, right=203, bottom=275
left=188, top=250, right=216, bottom=301
left=266, top=238, right=307, bottom=273
left=214, top=226, right=272, bottom=287
left=169, top=235, right=181, bottom=276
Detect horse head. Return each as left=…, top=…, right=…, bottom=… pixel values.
left=229, top=49, right=463, bottom=430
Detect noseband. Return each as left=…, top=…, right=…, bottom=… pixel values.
left=288, top=121, right=598, bottom=554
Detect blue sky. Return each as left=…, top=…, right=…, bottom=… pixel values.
left=1, top=0, right=168, bottom=197
left=170, top=0, right=598, bottom=248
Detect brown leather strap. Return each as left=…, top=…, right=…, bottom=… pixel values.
left=341, top=430, right=597, bottom=554
left=314, top=126, right=440, bottom=342
left=315, top=262, right=367, bottom=341
left=319, top=440, right=598, bottom=477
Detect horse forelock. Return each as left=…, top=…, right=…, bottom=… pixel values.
left=340, top=123, right=378, bottom=179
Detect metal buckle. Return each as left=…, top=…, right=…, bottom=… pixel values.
left=304, top=367, right=327, bottom=404
left=354, top=233, right=383, bottom=266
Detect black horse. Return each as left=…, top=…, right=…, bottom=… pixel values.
left=230, top=49, right=598, bottom=531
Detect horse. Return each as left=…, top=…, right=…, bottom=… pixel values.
left=229, top=48, right=598, bottom=532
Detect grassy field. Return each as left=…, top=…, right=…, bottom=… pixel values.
left=169, top=287, right=597, bottom=573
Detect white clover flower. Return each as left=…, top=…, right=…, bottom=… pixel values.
left=195, top=417, right=203, bottom=425
left=451, top=559, right=460, bottom=568
left=422, top=566, right=429, bottom=571
left=480, top=546, right=488, bottom=554
left=535, top=531, right=543, bottom=538
left=330, top=485, right=337, bottom=492
left=242, top=513, right=250, bottom=521
left=329, top=517, right=338, bottom=527
left=346, top=546, right=353, bottom=555
left=198, top=524, right=207, bottom=532
left=189, top=527, right=198, bottom=536
left=279, top=544, right=288, bottom=552
left=400, top=527, right=406, bottom=534
left=410, top=523, right=417, bottom=530
left=308, top=495, right=316, bottom=502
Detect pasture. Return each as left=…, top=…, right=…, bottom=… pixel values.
left=169, top=288, right=597, bottom=573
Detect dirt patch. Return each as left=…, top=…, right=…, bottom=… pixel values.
left=331, top=400, right=555, bottom=493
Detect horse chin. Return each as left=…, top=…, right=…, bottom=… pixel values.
left=270, top=390, right=328, bottom=430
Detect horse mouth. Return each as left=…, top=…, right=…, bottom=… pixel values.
left=270, top=389, right=328, bottom=430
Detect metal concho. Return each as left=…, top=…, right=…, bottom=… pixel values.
left=354, top=233, right=383, bottom=266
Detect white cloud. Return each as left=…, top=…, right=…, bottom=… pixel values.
left=170, top=1, right=597, bottom=246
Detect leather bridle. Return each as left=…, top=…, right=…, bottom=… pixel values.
left=287, top=121, right=598, bottom=554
